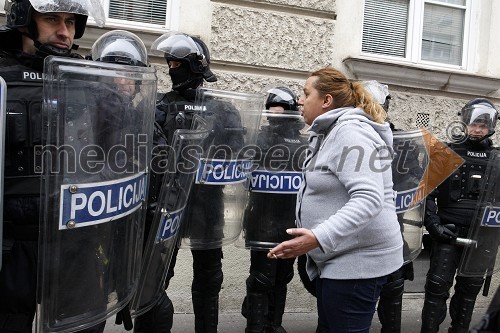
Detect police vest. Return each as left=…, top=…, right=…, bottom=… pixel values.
left=156, top=90, right=198, bottom=145
left=0, top=56, right=44, bottom=197
left=147, top=91, right=197, bottom=208
left=437, top=141, right=496, bottom=210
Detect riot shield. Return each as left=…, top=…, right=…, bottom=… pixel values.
left=0, top=77, right=5, bottom=270
left=235, top=109, right=308, bottom=250
left=458, top=149, right=500, bottom=278
left=180, top=88, right=263, bottom=250
left=130, top=117, right=209, bottom=317
left=392, top=130, right=429, bottom=263
left=36, top=56, right=156, bottom=332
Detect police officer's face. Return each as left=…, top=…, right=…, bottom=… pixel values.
left=168, top=60, right=182, bottom=69
left=467, top=122, right=489, bottom=139
left=114, top=77, right=136, bottom=97
left=269, top=106, right=285, bottom=113
left=24, top=12, right=75, bottom=53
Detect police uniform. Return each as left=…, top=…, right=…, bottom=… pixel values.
left=376, top=125, right=421, bottom=333
left=241, top=116, right=307, bottom=333
left=422, top=137, right=498, bottom=333
left=0, top=49, right=107, bottom=333
left=134, top=88, right=240, bottom=333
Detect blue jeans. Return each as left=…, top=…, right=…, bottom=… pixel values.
left=316, top=275, right=388, bottom=333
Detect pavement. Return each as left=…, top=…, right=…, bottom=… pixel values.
left=101, top=247, right=494, bottom=332
left=103, top=295, right=489, bottom=332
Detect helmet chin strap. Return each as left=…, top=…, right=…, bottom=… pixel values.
left=467, top=130, right=495, bottom=144
left=33, top=39, right=79, bottom=57
left=21, top=31, right=78, bottom=57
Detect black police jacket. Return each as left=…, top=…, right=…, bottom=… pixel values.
left=427, top=138, right=497, bottom=228
left=0, top=52, right=46, bottom=236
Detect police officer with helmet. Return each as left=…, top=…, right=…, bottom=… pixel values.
left=91, top=29, right=150, bottom=155
left=0, top=0, right=106, bottom=332
left=90, top=29, right=154, bottom=330
left=133, top=32, right=221, bottom=333
left=421, top=98, right=499, bottom=333
left=240, top=86, right=307, bottom=333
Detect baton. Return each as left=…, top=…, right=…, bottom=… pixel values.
left=453, top=237, right=478, bottom=247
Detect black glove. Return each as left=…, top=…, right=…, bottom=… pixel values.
left=426, top=221, right=457, bottom=243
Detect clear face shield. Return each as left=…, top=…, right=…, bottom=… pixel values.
left=150, top=32, right=201, bottom=59
left=91, top=30, right=148, bottom=67
left=263, top=86, right=303, bottom=129
left=461, top=104, right=498, bottom=139
left=28, top=0, right=105, bottom=26
left=266, top=88, right=298, bottom=110
left=362, top=80, right=389, bottom=105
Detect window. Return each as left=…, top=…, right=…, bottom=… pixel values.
left=362, top=0, right=473, bottom=69
left=101, top=0, right=179, bottom=31
left=0, top=0, right=178, bottom=31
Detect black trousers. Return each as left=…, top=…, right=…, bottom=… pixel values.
left=0, top=239, right=105, bottom=333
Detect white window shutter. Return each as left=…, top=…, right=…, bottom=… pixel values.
left=362, top=0, right=410, bottom=57
left=109, top=0, right=167, bottom=25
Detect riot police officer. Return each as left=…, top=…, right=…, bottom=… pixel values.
left=133, top=32, right=221, bottom=333
left=91, top=29, right=153, bottom=330
left=368, top=81, right=417, bottom=333
left=241, top=86, right=307, bottom=333
left=0, top=0, right=106, bottom=332
left=421, top=98, right=499, bottom=333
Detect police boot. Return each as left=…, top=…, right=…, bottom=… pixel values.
left=448, top=277, right=483, bottom=333
left=192, top=292, right=219, bottom=333
left=267, top=286, right=288, bottom=333
left=377, top=271, right=404, bottom=333
left=244, top=291, right=269, bottom=333
left=420, top=271, right=452, bottom=333
left=134, top=292, right=174, bottom=333
left=420, top=294, right=447, bottom=333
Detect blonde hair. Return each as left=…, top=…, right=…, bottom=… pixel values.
left=310, top=67, right=387, bottom=124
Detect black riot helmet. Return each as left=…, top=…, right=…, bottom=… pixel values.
left=265, top=86, right=299, bottom=112
left=92, top=30, right=148, bottom=67
left=458, top=98, right=499, bottom=142
left=264, top=85, right=304, bottom=129
left=2, top=0, right=105, bottom=55
left=151, top=32, right=217, bottom=91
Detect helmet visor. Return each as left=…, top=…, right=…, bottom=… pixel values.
left=462, top=104, right=498, bottom=134
left=150, top=32, right=200, bottom=59
left=29, top=0, right=105, bottom=26
left=92, top=30, right=148, bottom=67
left=265, top=87, right=298, bottom=112
left=362, top=80, right=389, bottom=105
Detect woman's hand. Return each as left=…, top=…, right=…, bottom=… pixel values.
left=267, top=228, right=320, bottom=259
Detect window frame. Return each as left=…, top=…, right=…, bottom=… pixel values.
left=98, top=0, right=180, bottom=32
left=0, top=0, right=180, bottom=32
left=361, top=0, right=478, bottom=72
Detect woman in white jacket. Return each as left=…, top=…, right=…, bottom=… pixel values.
left=268, top=67, right=404, bottom=333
